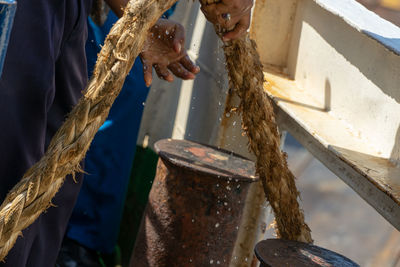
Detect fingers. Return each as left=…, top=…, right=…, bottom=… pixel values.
left=141, top=58, right=153, bottom=87
left=154, top=64, right=174, bottom=83
left=201, top=4, right=250, bottom=40
left=142, top=56, right=199, bottom=85
left=168, top=62, right=195, bottom=80
left=221, top=0, right=253, bottom=14
left=200, top=4, right=220, bottom=25
left=201, top=0, right=253, bottom=40
left=171, top=23, right=185, bottom=54
left=201, top=3, right=234, bottom=28
left=141, top=19, right=200, bottom=84
left=180, top=55, right=200, bottom=74
left=222, top=13, right=250, bottom=41
left=204, top=0, right=218, bottom=4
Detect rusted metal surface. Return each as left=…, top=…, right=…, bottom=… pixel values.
left=155, top=139, right=257, bottom=181
left=130, top=139, right=258, bottom=267
left=255, top=239, right=360, bottom=267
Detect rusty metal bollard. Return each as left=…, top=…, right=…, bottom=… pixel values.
left=254, top=239, right=360, bottom=267
left=130, top=139, right=258, bottom=266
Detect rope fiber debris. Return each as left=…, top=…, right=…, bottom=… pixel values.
left=0, top=0, right=312, bottom=261
left=199, top=0, right=313, bottom=243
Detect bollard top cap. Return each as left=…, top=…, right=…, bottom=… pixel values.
left=154, top=139, right=258, bottom=182
left=254, top=239, right=360, bottom=267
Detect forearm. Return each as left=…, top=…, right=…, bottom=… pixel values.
left=104, top=0, right=129, bottom=18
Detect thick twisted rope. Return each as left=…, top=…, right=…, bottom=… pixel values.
left=0, top=0, right=177, bottom=261
left=199, top=0, right=312, bottom=243
left=0, top=0, right=312, bottom=261
left=224, top=36, right=312, bottom=243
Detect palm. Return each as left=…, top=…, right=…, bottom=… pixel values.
left=140, top=19, right=199, bottom=86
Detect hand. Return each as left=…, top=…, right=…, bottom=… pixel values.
left=200, top=0, right=253, bottom=41
left=140, top=19, right=200, bottom=87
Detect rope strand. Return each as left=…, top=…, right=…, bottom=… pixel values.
left=199, top=0, right=312, bottom=243
left=0, top=0, right=178, bottom=261
left=223, top=36, right=312, bottom=243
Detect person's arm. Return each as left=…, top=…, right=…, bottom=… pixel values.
left=104, top=0, right=128, bottom=18
left=200, top=0, right=253, bottom=41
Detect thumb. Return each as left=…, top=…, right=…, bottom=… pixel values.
left=171, top=23, right=185, bottom=54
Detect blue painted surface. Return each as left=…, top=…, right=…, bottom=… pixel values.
left=0, top=0, right=16, bottom=78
